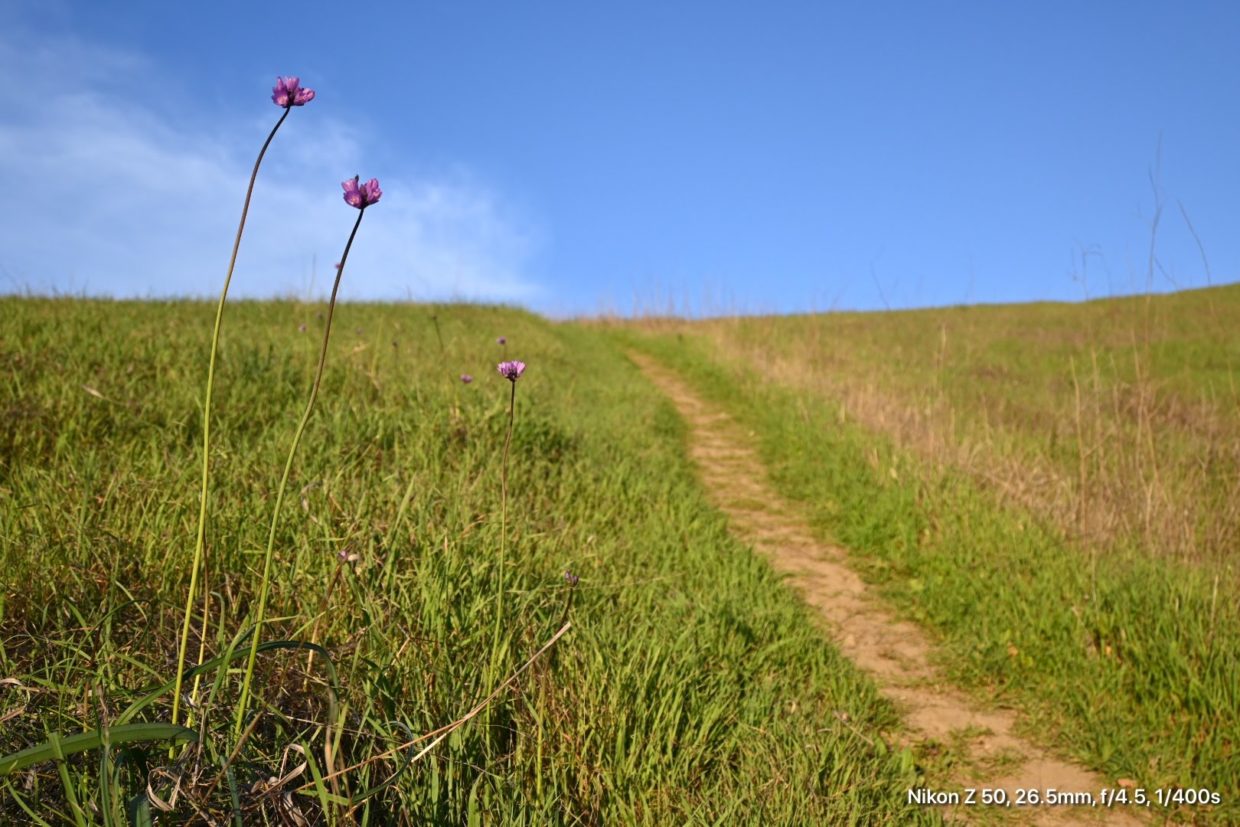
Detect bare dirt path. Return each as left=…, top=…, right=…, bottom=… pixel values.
left=632, top=352, right=1142, bottom=826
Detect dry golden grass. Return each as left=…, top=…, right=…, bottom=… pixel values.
left=628, top=285, right=1240, bottom=572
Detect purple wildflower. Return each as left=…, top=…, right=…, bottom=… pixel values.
left=460, top=373, right=473, bottom=384
left=342, top=176, right=383, bottom=209
left=497, top=360, right=526, bottom=382
left=563, top=570, right=580, bottom=587
left=497, top=336, right=507, bottom=346
left=272, top=76, right=315, bottom=108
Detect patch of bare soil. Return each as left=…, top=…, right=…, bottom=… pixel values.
left=632, top=352, right=1143, bottom=826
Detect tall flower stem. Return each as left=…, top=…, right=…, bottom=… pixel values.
left=172, top=106, right=291, bottom=731
left=235, top=208, right=367, bottom=737
left=491, top=379, right=517, bottom=673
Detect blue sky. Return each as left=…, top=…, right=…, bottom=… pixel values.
left=2, top=1, right=1237, bottom=316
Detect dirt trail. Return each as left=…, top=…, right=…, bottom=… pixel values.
left=633, top=353, right=1142, bottom=826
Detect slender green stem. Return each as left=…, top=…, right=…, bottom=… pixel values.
left=172, top=106, right=291, bottom=731
left=491, top=380, right=517, bottom=674
left=235, top=208, right=367, bottom=737
left=431, top=313, right=445, bottom=354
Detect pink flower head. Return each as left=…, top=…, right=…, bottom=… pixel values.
left=460, top=373, right=473, bottom=384
left=342, top=176, right=382, bottom=209
left=272, top=76, right=315, bottom=107
left=497, top=360, right=526, bottom=382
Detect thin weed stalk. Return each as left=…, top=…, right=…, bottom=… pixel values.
left=431, top=313, right=445, bottom=354
left=491, top=381, right=516, bottom=671
left=490, top=361, right=524, bottom=682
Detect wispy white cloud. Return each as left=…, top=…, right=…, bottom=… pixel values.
left=0, top=30, right=543, bottom=303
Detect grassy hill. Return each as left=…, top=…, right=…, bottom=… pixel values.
left=613, top=284, right=1240, bottom=822
left=2, top=286, right=1237, bottom=822
left=0, top=298, right=928, bottom=824
left=647, top=284, right=1240, bottom=568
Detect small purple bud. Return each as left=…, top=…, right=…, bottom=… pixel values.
left=563, top=570, right=580, bottom=587
left=460, top=373, right=473, bottom=384
left=497, top=336, right=507, bottom=346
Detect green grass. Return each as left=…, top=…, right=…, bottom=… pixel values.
left=0, top=298, right=931, bottom=824
left=666, top=284, right=1240, bottom=568
left=614, top=315, right=1240, bottom=825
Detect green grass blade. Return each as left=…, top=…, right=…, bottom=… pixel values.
left=0, top=724, right=197, bottom=777
left=125, top=794, right=152, bottom=827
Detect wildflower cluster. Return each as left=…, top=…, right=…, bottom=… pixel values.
left=158, top=71, right=569, bottom=815
left=169, top=73, right=388, bottom=736
left=0, top=68, right=583, bottom=824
